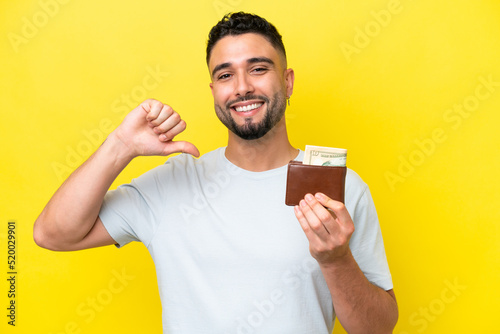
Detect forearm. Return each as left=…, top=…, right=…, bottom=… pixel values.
left=320, top=251, right=398, bottom=334
left=34, top=133, right=133, bottom=249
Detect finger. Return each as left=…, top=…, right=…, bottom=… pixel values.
left=298, top=196, right=331, bottom=240
left=158, top=118, right=186, bottom=141
left=305, top=193, right=341, bottom=235
left=314, top=192, right=352, bottom=228
left=294, top=205, right=323, bottom=244
left=149, top=104, right=174, bottom=127
left=163, top=141, right=200, bottom=157
left=154, top=111, right=181, bottom=134
left=144, top=100, right=164, bottom=122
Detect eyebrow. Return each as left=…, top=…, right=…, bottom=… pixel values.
left=211, top=57, right=275, bottom=79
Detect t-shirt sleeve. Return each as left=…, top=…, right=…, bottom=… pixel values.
left=99, top=169, right=164, bottom=248
left=347, top=175, right=393, bottom=291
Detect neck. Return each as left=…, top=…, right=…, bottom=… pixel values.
left=225, top=118, right=298, bottom=172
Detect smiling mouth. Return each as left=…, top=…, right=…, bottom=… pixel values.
left=233, top=103, right=263, bottom=112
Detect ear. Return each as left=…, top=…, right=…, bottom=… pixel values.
left=210, top=82, right=214, bottom=97
left=284, top=68, right=295, bottom=98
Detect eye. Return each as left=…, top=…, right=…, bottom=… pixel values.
left=218, top=73, right=231, bottom=80
left=252, top=67, right=268, bottom=74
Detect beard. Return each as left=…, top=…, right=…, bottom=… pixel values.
left=214, top=92, right=286, bottom=140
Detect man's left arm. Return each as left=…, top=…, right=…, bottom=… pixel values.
left=294, top=192, right=398, bottom=334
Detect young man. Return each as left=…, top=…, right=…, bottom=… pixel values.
left=34, top=12, right=398, bottom=333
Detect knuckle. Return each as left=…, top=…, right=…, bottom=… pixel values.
left=331, top=202, right=345, bottom=211
left=162, top=105, right=174, bottom=115
left=150, top=100, right=162, bottom=110
left=172, top=120, right=186, bottom=133
left=346, top=224, right=355, bottom=235
left=338, top=236, right=349, bottom=247
left=170, top=112, right=181, bottom=122
left=336, top=234, right=346, bottom=244
left=154, top=126, right=166, bottom=134
left=161, top=130, right=172, bottom=140
left=150, top=118, right=161, bottom=126
left=165, top=127, right=179, bottom=139
left=311, top=244, right=326, bottom=255
left=310, top=221, right=323, bottom=232
left=317, top=211, right=331, bottom=222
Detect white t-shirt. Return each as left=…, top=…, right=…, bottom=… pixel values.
left=99, top=147, right=393, bottom=333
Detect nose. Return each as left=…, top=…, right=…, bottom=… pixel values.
left=234, top=72, right=254, bottom=97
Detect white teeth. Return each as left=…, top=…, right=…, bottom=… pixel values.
left=235, top=103, right=262, bottom=112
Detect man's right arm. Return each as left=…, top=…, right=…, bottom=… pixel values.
left=33, top=99, right=199, bottom=251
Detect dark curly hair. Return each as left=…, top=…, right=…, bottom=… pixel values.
left=206, top=12, right=286, bottom=65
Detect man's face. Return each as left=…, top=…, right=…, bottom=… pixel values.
left=209, top=33, right=294, bottom=140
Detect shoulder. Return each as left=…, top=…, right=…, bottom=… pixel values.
left=344, top=168, right=378, bottom=217
left=345, top=168, right=369, bottom=200
left=123, top=148, right=224, bottom=190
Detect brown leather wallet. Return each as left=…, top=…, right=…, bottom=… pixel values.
left=285, top=160, right=347, bottom=206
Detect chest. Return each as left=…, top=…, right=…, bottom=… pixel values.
left=153, top=174, right=314, bottom=280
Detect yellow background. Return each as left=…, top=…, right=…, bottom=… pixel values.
left=1, top=0, right=498, bottom=333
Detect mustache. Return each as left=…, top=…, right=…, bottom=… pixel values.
left=225, top=95, right=269, bottom=109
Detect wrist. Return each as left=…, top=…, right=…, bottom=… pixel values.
left=319, top=249, right=355, bottom=271
left=101, top=131, right=136, bottom=167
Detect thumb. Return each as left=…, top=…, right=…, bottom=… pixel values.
left=164, top=141, right=200, bottom=157
left=315, top=192, right=351, bottom=224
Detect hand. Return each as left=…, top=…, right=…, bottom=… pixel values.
left=294, top=192, right=355, bottom=266
left=112, top=99, right=199, bottom=159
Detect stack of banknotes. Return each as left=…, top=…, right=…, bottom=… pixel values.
left=303, top=145, right=347, bottom=167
